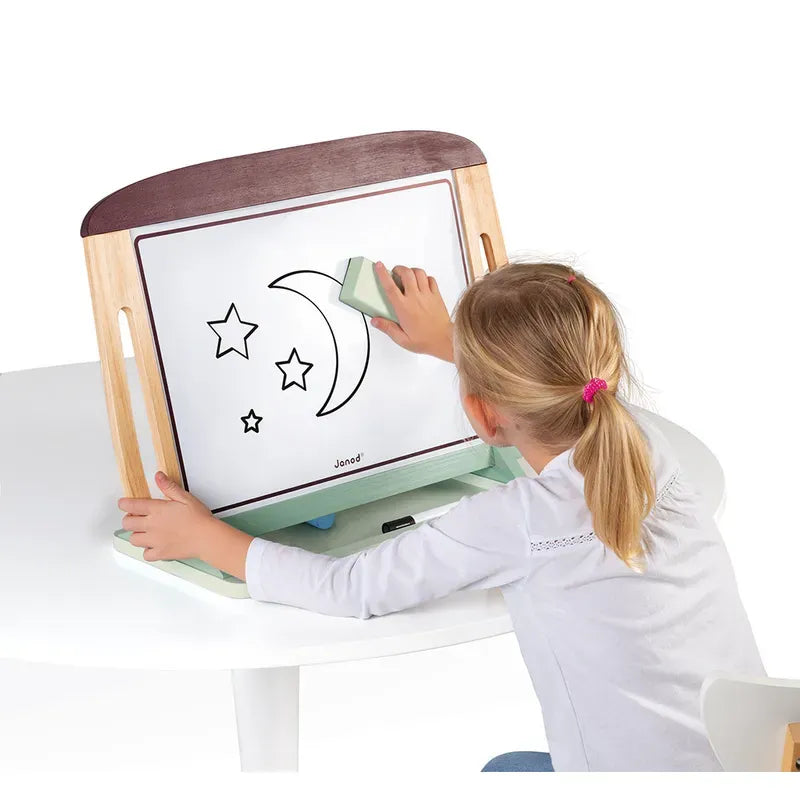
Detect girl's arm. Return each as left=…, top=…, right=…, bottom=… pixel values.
left=245, top=481, right=533, bottom=618
left=120, top=473, right=533, bottom=618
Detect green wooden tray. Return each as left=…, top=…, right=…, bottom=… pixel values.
left=113, top=444, right=525, bottom=598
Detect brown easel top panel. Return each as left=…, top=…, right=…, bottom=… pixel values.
left=80, top=131, right=486, bottom=237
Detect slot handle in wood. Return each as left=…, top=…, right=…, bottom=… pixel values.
left=84, top=234, right=151, bottom=499
left=480, top=233, right=497, bottom=272
left=84, top=230, right=182, bottom=499
left=453, top=164, right=508, bottom=281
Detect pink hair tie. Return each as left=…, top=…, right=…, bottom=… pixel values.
left=566, top=275, right=576, bottom=284
left=582, top=377, right=607, bottom=403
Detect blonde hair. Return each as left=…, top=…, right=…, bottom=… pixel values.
left=454, top=262, right=654, bottom=568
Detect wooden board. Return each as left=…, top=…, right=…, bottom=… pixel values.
left=782, top=722, right=800, bottom=772
left=82, top=131, right=486, bottom=237
left=82, top=132, right=508, bottom=513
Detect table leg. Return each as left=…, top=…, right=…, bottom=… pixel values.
left=230, top=666, right=300, bottom=772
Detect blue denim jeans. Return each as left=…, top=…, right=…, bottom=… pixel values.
left=481, top=751, right=554, bottom=772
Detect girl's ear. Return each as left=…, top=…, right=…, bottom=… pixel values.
left=463, top=393, right=504, bottom=443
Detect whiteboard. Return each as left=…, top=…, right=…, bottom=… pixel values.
left=132, top=172, right=478, bottom=515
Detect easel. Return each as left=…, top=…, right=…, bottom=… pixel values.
left=81, top=131, right=524, bottom=595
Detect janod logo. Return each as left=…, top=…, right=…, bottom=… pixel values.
left=334, top=452, right=364, bottom=470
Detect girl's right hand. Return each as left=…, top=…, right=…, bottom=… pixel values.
left=371, top=261, right=454, bottom=363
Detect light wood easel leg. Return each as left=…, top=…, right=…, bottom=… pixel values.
left=84, top=233, right=150, bottom=498
left=231, top=667, right=300, bottom=772
left=782, top=722, right=800, bottom=771
left=83, top=230, right=181, bottom=497
left=453, top=163, right=508, bottom=280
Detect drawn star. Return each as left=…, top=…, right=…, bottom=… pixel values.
left=275, top=348, right=314, bottom=391
left=241, top=408, right=263, bottom=433
left=207, top=303, right=259, bottom=359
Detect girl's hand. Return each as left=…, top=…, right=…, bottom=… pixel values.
left=118, top=471, right=252, bottom=578
left=371, top=261, right=454, bottom=362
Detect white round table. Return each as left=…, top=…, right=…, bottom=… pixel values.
left=0, top=361, right=725, bottom=771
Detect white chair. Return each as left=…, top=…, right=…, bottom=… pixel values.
left=701, top=674, right=800, bottom=771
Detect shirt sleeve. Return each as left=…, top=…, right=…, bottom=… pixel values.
left=245, top=479, right=533, bottom=618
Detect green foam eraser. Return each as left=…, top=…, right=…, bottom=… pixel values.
left=339, top=256, right=399, bottom=323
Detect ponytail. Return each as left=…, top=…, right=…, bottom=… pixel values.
left=454, top=260, right=656, bottom=570
left=572, top=389, right=655, bottom=568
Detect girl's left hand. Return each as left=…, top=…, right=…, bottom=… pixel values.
left=118, top=471, right=214, bottom=562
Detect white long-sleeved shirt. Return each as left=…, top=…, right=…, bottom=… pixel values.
left=245, top=409, right=764, bottom=771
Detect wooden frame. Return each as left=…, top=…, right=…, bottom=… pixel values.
left=453, top=163, right=507, bottom=277
left=83, top=231, right=180, bottom=498
left=82, top=131, right=507, bottom=502
left=782, top=722, right=800, bottom=772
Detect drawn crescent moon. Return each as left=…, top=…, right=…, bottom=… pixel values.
left=268, top=270, right=371, bottom=417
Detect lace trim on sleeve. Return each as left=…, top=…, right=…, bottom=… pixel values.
left=656, top=468, right=680, bottom=504
left=531, top=531, right=596, bottom=552
left=529, top=469, right=680, bottom=553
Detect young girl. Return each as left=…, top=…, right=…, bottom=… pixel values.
left=119, top=261, right=764, bottom=771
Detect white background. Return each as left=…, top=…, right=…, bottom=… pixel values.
left=0, top=0, right=797, bottom=792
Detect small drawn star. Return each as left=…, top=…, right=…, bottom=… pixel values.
left=207, top=303, right=259, bottom=359
left=241, top=409, right=263, bottom=433
left=275, top=348, right=313, bottom=391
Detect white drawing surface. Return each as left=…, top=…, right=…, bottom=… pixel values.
left=133, top=173, right=478, bottom=514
